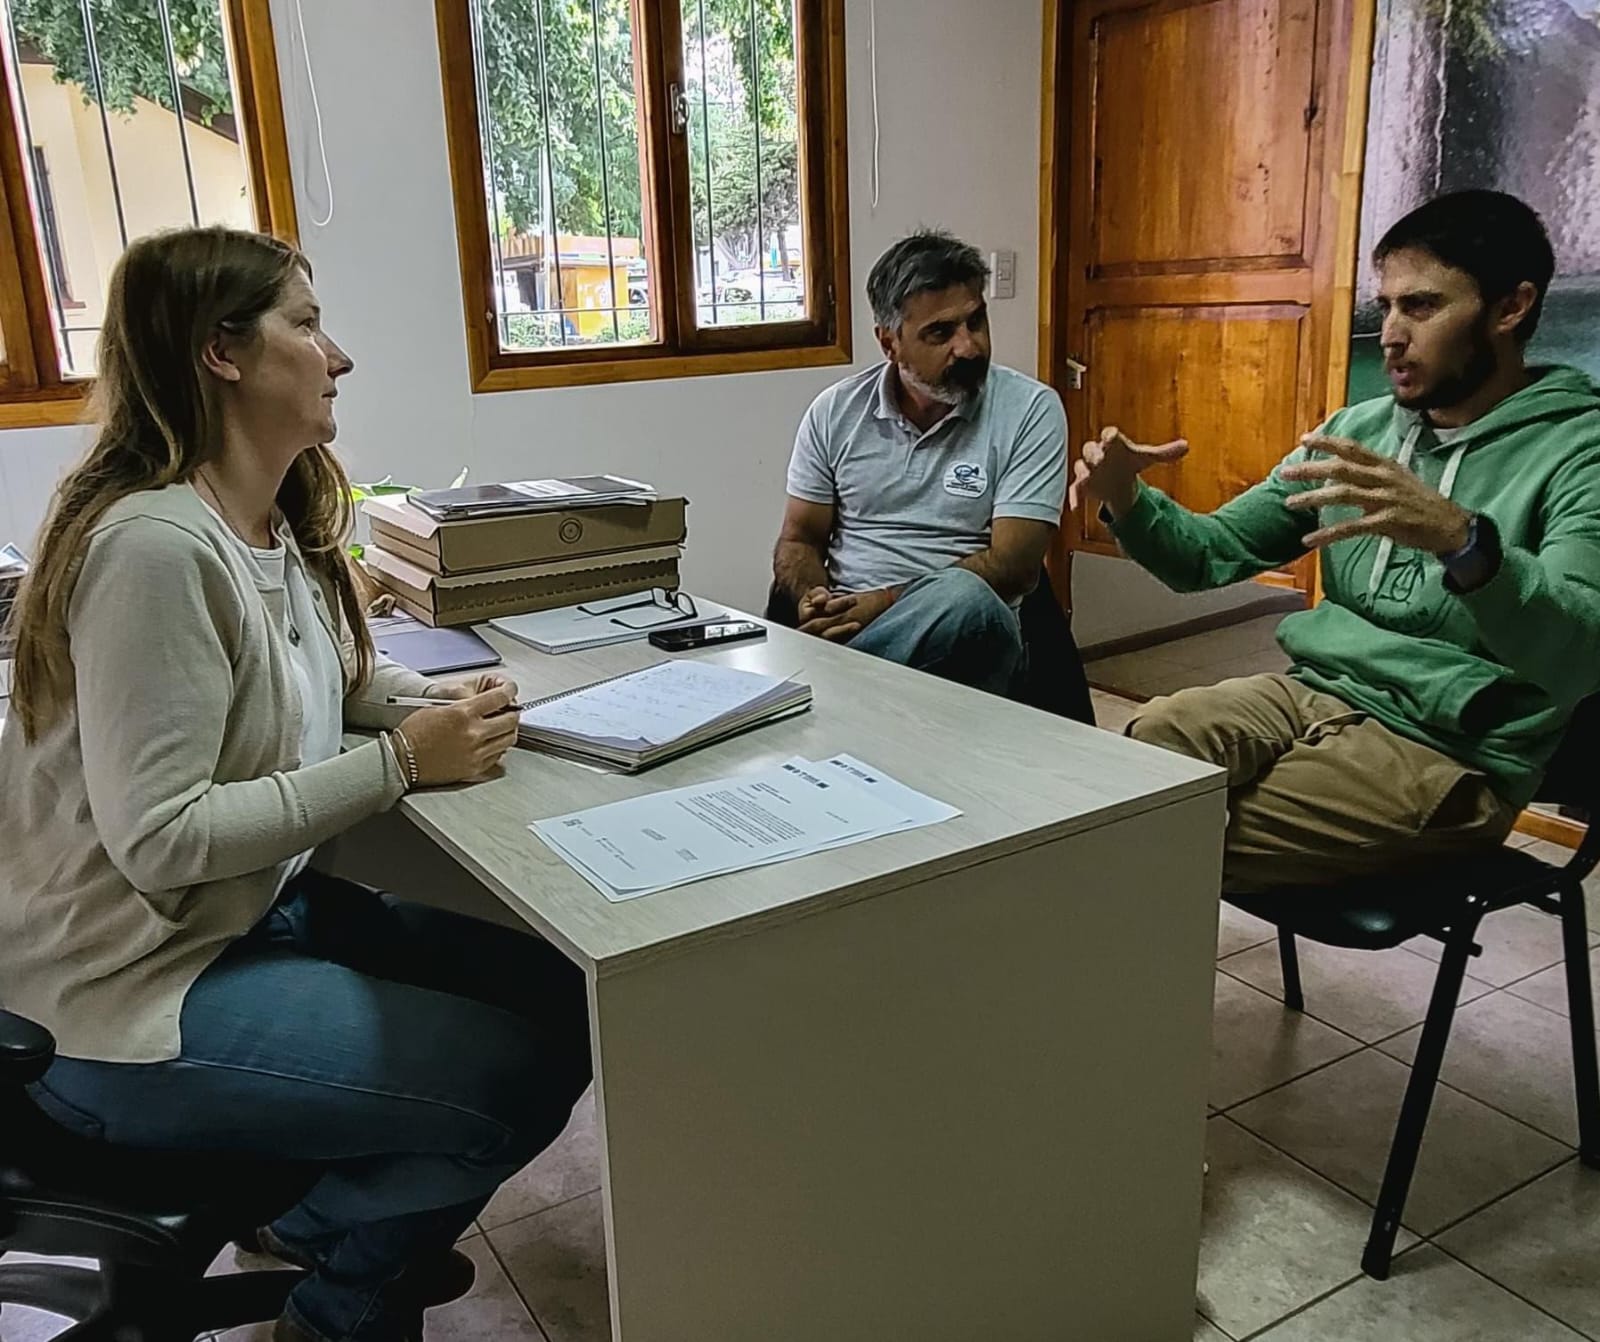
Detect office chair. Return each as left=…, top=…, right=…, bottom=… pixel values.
left=1226, top=696, right=1600, bottom=1280
left=0, top=1010, right=316, bottom=1340
left=763, top=566, right=1095, bottom=724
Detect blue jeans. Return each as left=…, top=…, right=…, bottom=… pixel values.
left=848, top=567, right=1024, bottom=696
left=31, top=869, right=593, bottom=1341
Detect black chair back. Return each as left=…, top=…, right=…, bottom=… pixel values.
left=1015, top=571, right=1095, bottom=724
left=1533, top=694, right=1600, bottom=813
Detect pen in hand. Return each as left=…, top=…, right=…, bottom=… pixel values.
left=387, top=694, right=533, bottom=715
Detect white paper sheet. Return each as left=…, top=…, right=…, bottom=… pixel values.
left=530, top=756, right=961, bottom=901
left=532, top=762, right=909, bottom=894
left=804, top=754, right=963, bottom=828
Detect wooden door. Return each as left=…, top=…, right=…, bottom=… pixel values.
left=1041, top=0, right=1369, bottom=592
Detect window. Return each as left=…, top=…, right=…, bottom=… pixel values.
left=437, top=0, right=850, bottom=392
left=0, top=0, right=296, bottom=429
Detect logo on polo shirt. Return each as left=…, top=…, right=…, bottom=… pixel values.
left=943, top=462, right=988, bottom=498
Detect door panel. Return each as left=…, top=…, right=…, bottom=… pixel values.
left=1051, top=0, right=1358, bottom=590
left=1079, top=304, right=1308, bottom=545
left=1093, top=0, right=1320, bottom=271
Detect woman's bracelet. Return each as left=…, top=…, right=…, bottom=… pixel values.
left=390, top=727, right=420, bottom=791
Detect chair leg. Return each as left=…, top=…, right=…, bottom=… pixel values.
left=1362, top=921, right=1477, bottom=1280
left=1558, top=879, right=1600, bottom=1167
left=1278, top=927, right=1304, bottom=1012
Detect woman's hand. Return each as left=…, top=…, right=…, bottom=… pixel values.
left=434, top=671, right=520, bottom=702
left=398, top=685, right=521, bottom=786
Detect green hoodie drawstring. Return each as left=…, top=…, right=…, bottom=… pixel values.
left=1367, top=422, right=1468, bottom=599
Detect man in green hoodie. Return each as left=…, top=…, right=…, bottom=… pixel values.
left=1071, top=190, right=1600, bottom=892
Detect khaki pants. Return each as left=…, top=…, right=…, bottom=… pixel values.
left=1127, top=674, right=1519, bottom=893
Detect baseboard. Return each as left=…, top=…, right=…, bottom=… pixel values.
left=1080, top=591, right=1306, bottom=664
left=1515, top=807, right=1585, bottom=850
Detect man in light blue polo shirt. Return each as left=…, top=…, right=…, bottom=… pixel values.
left=771, top=230, right=1067, bottom=695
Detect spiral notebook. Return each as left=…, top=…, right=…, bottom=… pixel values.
left=515, top=659, right=812, bottom=772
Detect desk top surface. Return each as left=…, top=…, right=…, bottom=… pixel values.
left=367, top=611, right=1223, bottom=972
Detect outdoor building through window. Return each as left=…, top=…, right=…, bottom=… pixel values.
left=0, top=0, right=295, bottom=428
left=438, top=0, right=850, bottom=391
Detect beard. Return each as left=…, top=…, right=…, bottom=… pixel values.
left=1393, top=315, right=1497, bottom=412
left=899, top=353, right=991, bottom=406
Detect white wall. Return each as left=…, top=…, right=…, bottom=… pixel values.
left=0, top=0, right=1262, bottom=634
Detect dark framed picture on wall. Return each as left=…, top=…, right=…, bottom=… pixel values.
left=1350, top=0, right=1600, bottom=401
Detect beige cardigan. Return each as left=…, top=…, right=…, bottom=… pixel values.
left=0, top=484, right=440, bottom=1063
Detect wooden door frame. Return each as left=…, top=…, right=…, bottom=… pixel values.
left=1034, top=0, right=1380, bottom=611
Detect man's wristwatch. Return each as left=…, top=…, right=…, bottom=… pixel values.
left=1438, top=513, right=1502, bottom=594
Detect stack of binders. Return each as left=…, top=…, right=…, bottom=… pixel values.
left=360, top=478, right=688, bottom=627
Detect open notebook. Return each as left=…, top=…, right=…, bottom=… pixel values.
left=515, top=660, right=812, bottom=772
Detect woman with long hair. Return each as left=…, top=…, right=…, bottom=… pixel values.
left=0, top=228, right=592, bottom=1342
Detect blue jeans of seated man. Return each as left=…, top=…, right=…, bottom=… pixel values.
left=30, top=869, right=593, bottom=1342
left=847, top=567, right=1024, bottom=696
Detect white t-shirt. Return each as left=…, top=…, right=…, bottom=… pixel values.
left=201, top=502, right=344, bottom=893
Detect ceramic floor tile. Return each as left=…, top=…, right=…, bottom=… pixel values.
left=1084, top=649, right=1189, bottom=690
left=0, top=1305, right=72, bottom=1342
left=1405, top=903, right=1595, bottom=988
left=1506, top=947, right=1600, bottom=1020
left=1200, top=649, right=1293, bottom=684
left=1230, top=1049, right=1571, bottom=1235
left=423, top=1235, right=548, bottom=1342
left=209, top=1324, right=272, bottom=1341
left=204, top=1240, right=300, bottom=1279
left=0, top=1256, right=94, bottom=1342
left=205, top=1237, right=517, bottom=1342
left=1088, top=687, right=1141, bottom=734
left=1196, top=1116, right=1407, bottom=1338
left=1090, top=658, right=1205, bottom=701
left=1438, top=1159, right=1600, bottom=1339
left=1216, top=902, right=1277, bottom=959
left=479, top=1087, right=601, bottom=1232
left=489, top=1190, right=608, bottom=1342
left=1379, top=990, right=1599, bottom=1145
left=1208, top=971, right=1362, bottom=1110
left=1193, top=1314, right=1233, bottom=1341
left=1154, top=617, right=1287, bottom=671
left=1219, top=939, right=1494, bottom=1044
left=1514, top=839, right=1600, bottom=931
left=1253, top=1243, right=1586, bottom=1341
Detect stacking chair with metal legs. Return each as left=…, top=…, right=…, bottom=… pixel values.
left=1225, top=697, right=1600, bottom=1279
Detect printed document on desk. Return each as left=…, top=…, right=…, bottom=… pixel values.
left=530, top=757, right=961, bottom=900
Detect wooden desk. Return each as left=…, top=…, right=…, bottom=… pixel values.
left=336, top=615, right=1226, bottom=1341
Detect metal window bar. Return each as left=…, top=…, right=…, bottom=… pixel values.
left=154, top=0, right=201, bottom=226
left=2, top=13, right=73, bottom=373
left=694, top=0, right=716, bottom=323
left=748, top=0, right=765, bottom=318
left=31, top=149, right=71, bottom=296
left=529, top=0, right=569, bottom=346
left=467, top=0, right=515, bottom=351
left=588, top=0, right=621, bottom=343
left=75, top=0, right=129, bottom=250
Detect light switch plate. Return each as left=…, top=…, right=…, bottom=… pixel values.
left=989, top=249, right=1016, bottom=300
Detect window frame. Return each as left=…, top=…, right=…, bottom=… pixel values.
left=0, top=0, right=299, bottom=431
left=435, top=0, right=852, bottom=393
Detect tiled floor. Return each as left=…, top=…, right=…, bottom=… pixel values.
left=1086, top=611, right=1294, bottom=701
left=6, top=691, right=1600, bottom=1341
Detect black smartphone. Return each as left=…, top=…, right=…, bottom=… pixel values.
left=648, top=620, right=768, bottom=652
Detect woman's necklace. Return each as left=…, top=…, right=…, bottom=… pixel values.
left=196, top=469, right=300, bottom=647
